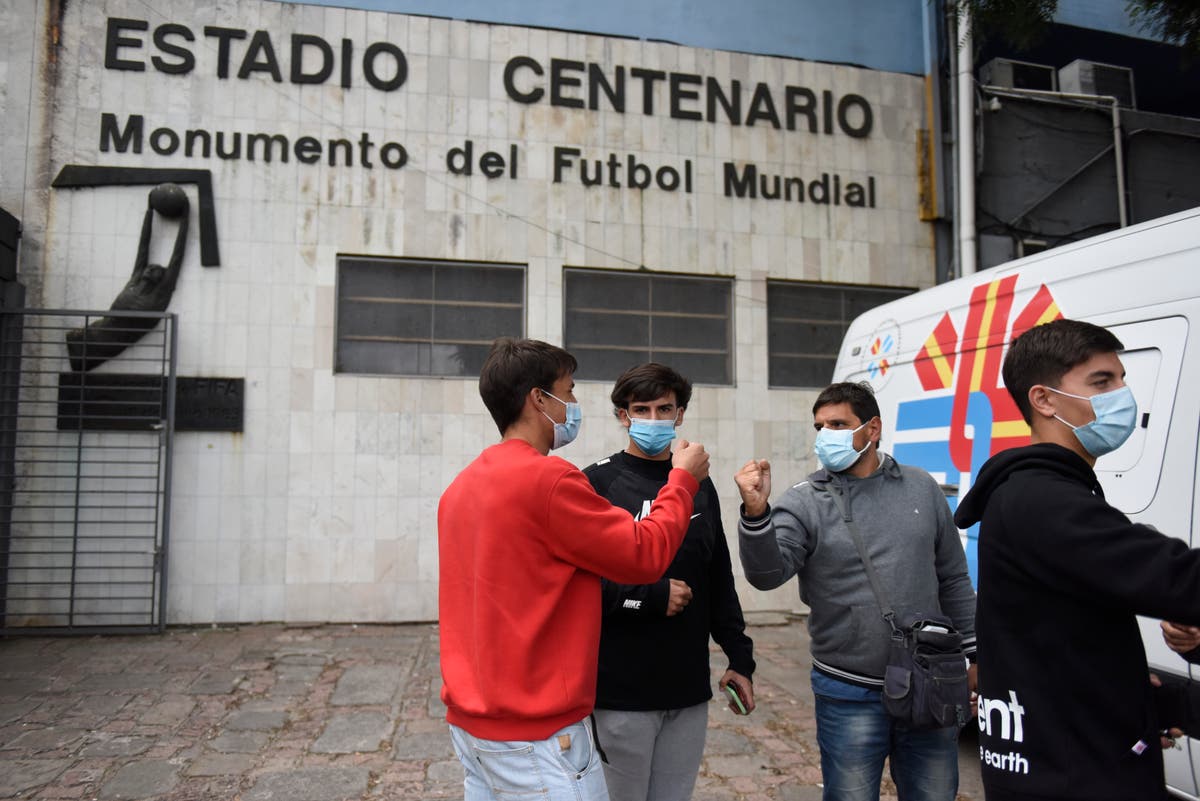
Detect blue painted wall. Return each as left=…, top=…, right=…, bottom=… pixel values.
left=295, top=1, right=1160, bottom=75
left=294, top=0, right=929, bottom=74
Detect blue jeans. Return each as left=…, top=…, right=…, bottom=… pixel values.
left=449, top=719, right=609, bottom=801
left=814, top=686, right=958, bottom=801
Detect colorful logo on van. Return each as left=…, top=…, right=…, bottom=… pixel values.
left=892, top=274, right=1062, bottom=582
left=860, top=321, right=901, bottom=389
left=868, top=333, right=896, bottom=380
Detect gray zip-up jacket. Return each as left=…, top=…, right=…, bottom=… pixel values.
left=738, top=453, right=976, bottom=687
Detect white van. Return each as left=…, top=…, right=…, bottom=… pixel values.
left=832, top=206, right=1200, bottom=797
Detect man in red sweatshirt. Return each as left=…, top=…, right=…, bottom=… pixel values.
left=439, top=338, right=710, bottom=801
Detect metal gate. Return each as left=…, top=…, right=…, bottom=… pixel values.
left=0, top=309, right=176, bottom=635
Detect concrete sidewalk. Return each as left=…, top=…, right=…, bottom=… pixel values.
left=0, top=615, right=981, bottom=800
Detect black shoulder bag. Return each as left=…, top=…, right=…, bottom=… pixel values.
left=826, top=482, right=971, bottom=730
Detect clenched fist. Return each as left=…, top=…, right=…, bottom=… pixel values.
left=673, top=440, right=710, bottom=483
left=734, top=459, right=772, bottom=518
left=666, top=579, right=692, bottom=616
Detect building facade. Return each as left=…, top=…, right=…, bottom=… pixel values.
left=0, top=0, right=942, bottom=626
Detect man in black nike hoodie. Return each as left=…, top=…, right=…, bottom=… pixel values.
left=954, top=318, right=1200, bottom=801
left=583, top=363, right=755, bottom=801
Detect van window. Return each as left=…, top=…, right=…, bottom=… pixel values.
left=1093, top=316, right=1187, bottom=515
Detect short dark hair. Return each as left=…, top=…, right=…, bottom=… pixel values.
left=813, top=381, right=881, bottom=425
left=1002, top=319, right=1124, bottom=424
left=610, top=363, right=693, bottom=415
left=478, top=338, right=577, bottom=435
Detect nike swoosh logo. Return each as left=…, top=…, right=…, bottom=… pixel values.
left=691, top=513, right=701, bottom=519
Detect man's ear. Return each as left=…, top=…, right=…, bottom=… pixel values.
left=1027, top=385, right=1056, bottom=420
left=867, top=415, right=882, bottom=445
left=615, top=407, right=632, bottom=429
left=527, top=387, right=547, bottom=416
left=675, top=407, right=686, bottom=428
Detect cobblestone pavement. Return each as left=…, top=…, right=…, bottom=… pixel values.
left=0, top=614, right=981, bottom=800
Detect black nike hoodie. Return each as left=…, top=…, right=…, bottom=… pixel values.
left=584, top=450, right=755, bottom=711
left=955, top=442, right=1200, bottom=801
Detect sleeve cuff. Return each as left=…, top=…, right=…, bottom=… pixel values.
left=647, top=579, right=671, bottom=617
left=668, top=467, right=700, bottom=496
left=728, top=660, right=756, bottom=680
left=740, top=504, right=770, bottom=527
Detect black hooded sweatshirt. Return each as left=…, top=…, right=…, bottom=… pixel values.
left=954, top=442, right=1200, bottom=801
left=584, top=450, right=755, bottom=711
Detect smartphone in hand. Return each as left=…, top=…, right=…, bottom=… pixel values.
left=724, top=683, right=748, bottom=715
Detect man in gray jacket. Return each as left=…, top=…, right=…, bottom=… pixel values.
left=734, top=381, right=976, bottom=801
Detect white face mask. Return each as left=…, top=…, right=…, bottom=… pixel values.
left=1046, top=385, right=1138, bottom=457
left=540, top=390, right=582, bottom=449
left=813, top=421, right=870, bottom=472
left=628, top=415, right=679, bottom=456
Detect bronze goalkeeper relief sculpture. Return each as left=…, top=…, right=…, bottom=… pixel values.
left=66, top=183, right=188, bottom=372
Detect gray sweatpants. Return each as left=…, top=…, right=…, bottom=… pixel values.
left=592, top=701, right=708, bottom=801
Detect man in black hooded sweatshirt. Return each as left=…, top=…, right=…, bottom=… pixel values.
left=954, top=318, right=1200, bottom=801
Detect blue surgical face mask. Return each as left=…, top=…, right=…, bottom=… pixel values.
left=628, top=416, right=678, bottom=456
left=814, top=421, right=870, bottom=473
left=1047, top=385, right=1137, bottom=457
left=540, top=390, right=581, bottom=449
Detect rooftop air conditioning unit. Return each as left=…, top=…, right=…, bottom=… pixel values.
left=979, top=58, right=1057, bottom=92
left=1058, top=59, right=1136, bottom=108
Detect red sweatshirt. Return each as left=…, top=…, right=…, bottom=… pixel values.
left=438, top=438, right=699, bottom=741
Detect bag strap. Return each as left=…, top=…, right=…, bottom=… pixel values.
left=825, top=482, right=900, bottom=635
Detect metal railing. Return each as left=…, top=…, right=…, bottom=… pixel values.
left=0, top=309, right=176, bottom=635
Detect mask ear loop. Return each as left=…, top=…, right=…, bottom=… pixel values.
left=1043, top=386, right=1086, bottom=431
left=538, top=389, right=568, bottom=428
left=1052, top=413, right=1081, bottom=431
left=860, top=417, right=883, bottom=472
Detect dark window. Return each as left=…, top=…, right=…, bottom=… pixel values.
left=767, top=280, right=914, bottom=388
left=335, top=257, right=525, bottom=377
left=564, top=269, right=733, bottom=384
